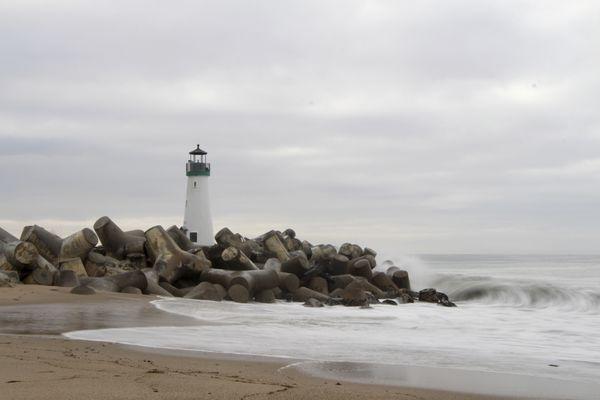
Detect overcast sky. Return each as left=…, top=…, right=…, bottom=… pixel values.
left=1, top=1, right=599, bottom=254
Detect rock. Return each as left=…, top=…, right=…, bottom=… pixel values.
left=397, top=292, right=415, bottom=304
left=221, top=246, right=259, bottom=270
left=272, top=286, right=283, bottom=299
left=276, top=271, right=300, bottom=292
left=387, top=266, right=411, bottom=290
left=229, top=269, right=280, bottom=296
left=159, top=281, right=189, bottom=297
left=0, top=270, right=18, bottom=287
left=215, top=227, right=261, bottom=258
left=308, top=276, right=329, bottom=295
left=213, top=283, right=227, bottom=299
left=80, top=270, right=148, bottom=293
left=419, top=288, right=456, bottom=307
left=124, top=252, right=147, bottom=270
left=71, top=285, right=96, bottom=295
left=291, top=287, right=330, bottom=303
left=280, top=255, right=310, bottom=277
left=339, top=243, right=362, bottom=260
left=310, top=244, right=337, bottom=264
left=282, top=229, right=302, bottom=252
left=59, top=228, right=99, bottom=261
left=363, top=247, right=377, bottom=257
left=0, top=235, right=39, bottom=270
left=352, top=277, right=386, bottom=298
left=121, top=286, right=143, bottom=295
left=54, top=270, right=80, bottom=287
left=329, top=274, right=357, bottom=290
left=84, top=251, right=109, bottom=277
left=381, top=299, right=398, bottom=306
left=59, top=257, right=88, bottom=278
left=254, top=289, right=276, bottom=303
left=263, top=231, right=291, bottom=262
left=93, top=216, right=146, bottom=260
left=341, top=283, right=369, bottom=307
left=436, top=291, right=457, bottom=307
left=326, top=254, right=349, bottom=275
left=166, top=225, right=202, bottom=252
left=19, top=225, right=62, bottom=265
left=263, top=257, right=282, bottom=271
left=184, top=282, right=224, bottom=301
left=301, top=240, right=313, bottom=258
left=370, top=272, right=399, bottom=292
left=200, top=268, right=236, bottom=288
left=22, top=261, right=57, bottom=286
left=141, top=269, right=173, bottom=297
left=347, top=258, right=373, bottom=279
left=304, top=298, right=324, bottom=307
left=419, top=288, right=438, bottom=303
left=228, top=284, right=250, bottom=303
left=145, top=225, right=211, bottom=283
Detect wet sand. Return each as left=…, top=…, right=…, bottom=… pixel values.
left=0, top=285, right=516, bottom=399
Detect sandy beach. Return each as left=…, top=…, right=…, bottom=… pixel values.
left=0, top=285, right=514, bottom=400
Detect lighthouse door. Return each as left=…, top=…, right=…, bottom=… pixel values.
left=190, top=232, right=198, bottom=243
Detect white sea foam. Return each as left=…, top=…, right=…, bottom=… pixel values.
left=64, top=255, right=600, bottom=390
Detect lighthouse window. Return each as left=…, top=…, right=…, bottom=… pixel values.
left=190, top=232, right=198, bottom=243
left=194, top=181, right=197, bottom=188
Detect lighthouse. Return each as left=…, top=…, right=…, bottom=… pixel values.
left=182, top=145, right=214, bottom=245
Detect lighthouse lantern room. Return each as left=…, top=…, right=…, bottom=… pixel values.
left=183, top=145, right=214, bottom=245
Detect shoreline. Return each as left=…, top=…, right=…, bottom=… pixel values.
left=0, top=285, right=563, bottom=399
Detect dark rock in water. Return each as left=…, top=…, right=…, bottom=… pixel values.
left=436, top=291, right=457, bottom=307
left=438, top=298, right=457, bottom=307
left=291, top=286, right=330, bottom=303
left=341, top=284, right=368, bottom=307
left=121, top=286, right=143, bottom=295
left=228, top=284, right=250, bottom=303
left=254, top=289, right=276, bottom=303
left=304, top=298, right=324, bottom=307
left=71, top=285, right=95, bottom=295
left=382, top=299, right=398, bottom=306
left=397, top=293, right=415, bottom=304
left=325, top=297, right=343, bottom=306
left=419, top=288, right=456, bottom=307
left=419, top=288, right=439, bottom=303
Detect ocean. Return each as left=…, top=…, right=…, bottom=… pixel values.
left=65, top=255, right=600, bottom=399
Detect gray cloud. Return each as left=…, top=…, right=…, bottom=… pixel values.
left=1, top=0, right=599, bottom=254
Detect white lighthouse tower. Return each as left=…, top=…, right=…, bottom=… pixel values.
left=182, top=145, right=214, bottom=245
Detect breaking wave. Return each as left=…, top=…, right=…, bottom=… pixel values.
left=435, top=274, right=600, bottom=312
